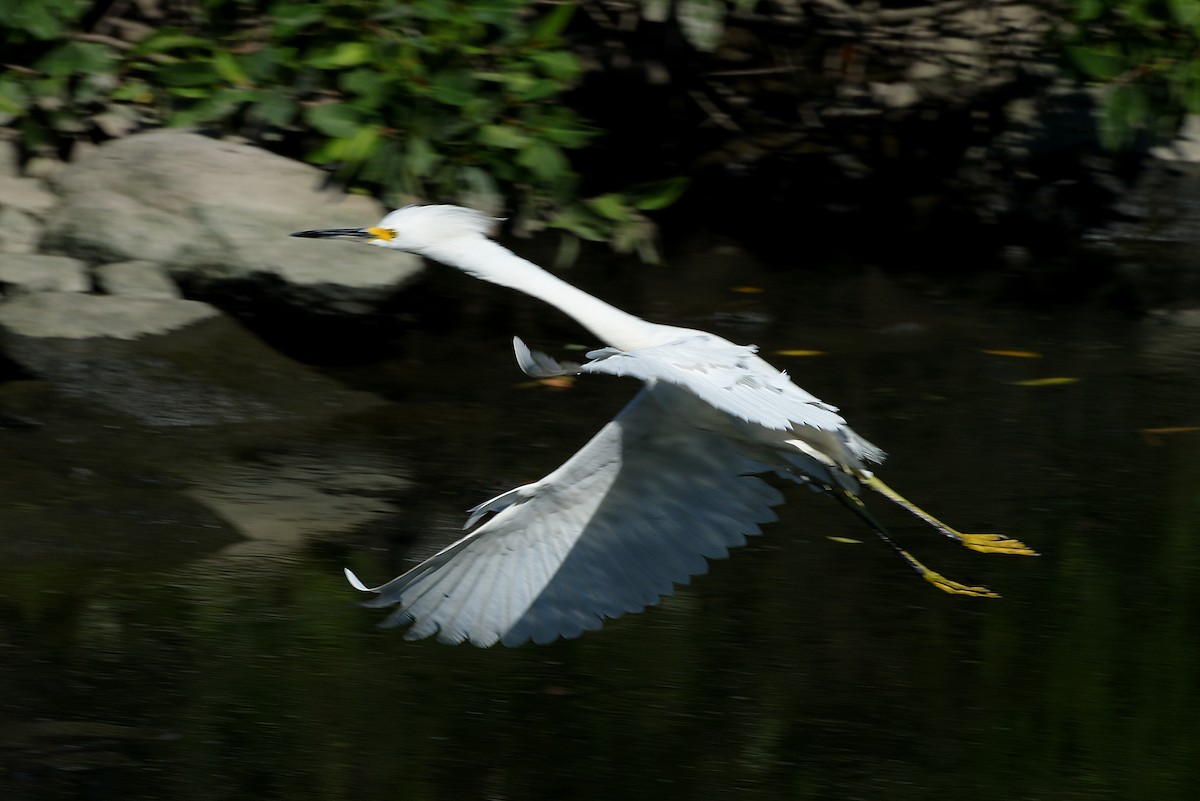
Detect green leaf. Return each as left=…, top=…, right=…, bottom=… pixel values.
left=498, top=71, right=537, bottom=96
left=135, top=32, right=212, bottom=55
left=250, top=90, right=297, bottom=126
left=1168, top=0, right=1200, bottom=27
left=0, top=77, right=29, bottom=117
left=157, top=60, right=219, bottom=87
left=310, top=125, right=382, bottom=168
left=1073, top=0, right=1105, bottom=22
left=517, top=139, right=569, bottom=181
left=630, top=176, right=689, bottom=210
left=305, top=103, right=365, bottom=138
left=12, top=3, right=68, bottom=39
left=529, top=2, right=577, bottom=43
left=516, top=142, right=571, bottom=184
left=1187, top=63, right=1200, bottom=112
left=549, top=206, right=608, bottom=241
left=270, top=4, right=323, bottom=36
left=585, top=193, right=631, bottom=221
left=337, top=125, right=382, bottom=165
left=166, top=87, right=210, bottom=99
left=478, top=123, right=531, bottom=149
left=1100, top=84, right=1150, bottom=150
left=529, top=50, right=581, bottom=81
left=36, top=42, right=115, bottom=78
left=306, top=42, right=373, bottom=69
left=429, top=70, right=477, bottom=106
left=536, top=118, right=598, bottom=148
left=1067, top=45, right=1128, bottom=81
left=340, top=69, right=386, bottom=103
left=170, top=87, right=255, bottom=126
left=405, top=135, right=440, bottom=178
left=213, top=50, right=251, bottom=86
left=239, top=47, right=286, bottom=82
left=110, top=79, right=154, bottom=103
left=411, top=0, right=459, bottom=23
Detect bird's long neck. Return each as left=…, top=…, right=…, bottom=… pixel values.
left=423, top=236, right=659, bottom=349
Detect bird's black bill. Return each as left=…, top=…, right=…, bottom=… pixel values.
left=290, top=228, right=373, bottom=239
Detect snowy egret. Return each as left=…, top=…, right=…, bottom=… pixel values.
left=292, top=205, right=1035, bottom=646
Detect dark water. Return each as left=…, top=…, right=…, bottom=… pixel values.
left=2, top=258, right=1198, bottom=801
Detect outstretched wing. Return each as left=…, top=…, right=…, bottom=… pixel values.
left=576, top=335, right=845, bottom=432
left=345, top=386, right=786, bottom=647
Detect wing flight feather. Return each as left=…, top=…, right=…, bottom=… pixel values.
left=346, top=386, right=789, bottom=646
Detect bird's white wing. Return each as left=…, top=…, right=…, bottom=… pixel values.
left=577, top=335, right=846, bottom=432
left=345, top=386, right=786, bottom=647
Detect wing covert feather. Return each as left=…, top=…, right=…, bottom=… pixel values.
left=579, top=336, right=846, bottom=432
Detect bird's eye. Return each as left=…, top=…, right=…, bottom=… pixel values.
left=366, top=226, right=397, bottom=241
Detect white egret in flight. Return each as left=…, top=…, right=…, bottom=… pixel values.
left=292, top=205, right=1035, bottom=647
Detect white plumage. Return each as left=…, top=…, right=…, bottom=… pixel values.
left=292, top=205, right=1035, bottom=646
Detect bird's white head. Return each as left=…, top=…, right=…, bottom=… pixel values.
left=291, top=204, right=499, bottom=255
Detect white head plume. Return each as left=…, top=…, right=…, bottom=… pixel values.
left=371, top=205, right=500, bottom=254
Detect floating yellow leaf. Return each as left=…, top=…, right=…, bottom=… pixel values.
left=730, top=285, right=764, bottom=294
left=774, top=349, right=827, bottom=357
left=980, top=348, right=1042, bottom=358
left=827, top=536, right=863, bottom=544
left=1140, top=425, right=1200, bottom=445
left=1140, top=426, right=1200, bottom=435
left=1011, top=377, right=1079, bottom=387
left=515, top=377, right=576, bottom=390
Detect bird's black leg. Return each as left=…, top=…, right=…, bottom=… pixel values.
left=860, top=476, right=1038, bottom=556
left=828, top=488, right=1001, bottom=598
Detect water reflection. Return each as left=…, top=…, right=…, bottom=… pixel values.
left=2, top=264, right=1198, bottom=801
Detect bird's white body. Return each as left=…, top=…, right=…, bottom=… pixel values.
left=292, top=204, right=1033, bottom=647
left=370, top=206, right=880, bottom=468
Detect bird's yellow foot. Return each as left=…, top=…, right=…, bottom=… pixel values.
left=863, top=477, right=1039, bottom=556
left=957, top=532, right=1039, bottom=556
left=895, top=546, right=1001, bottom=598
left=922, top=570, right=1001, bottom=598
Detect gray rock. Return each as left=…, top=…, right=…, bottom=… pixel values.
left=869, top=82, right=920, bottom=109
left=0, top=292, right=217, bottom=340
left=95, top=259, right=181, bottom=298
left=0, top=140, right=19, bottom=178
left=0, top=174, right=59, bottom=216
left=40, top=188, right=209, bottom=264
left=906, top=61, right=948, bottom=82
left=23, top=156, right=67, bottom=181
left=41, top=130, right=422, bottom=313
left=0, top=206, right=43, bottom=254
left=1151, top=114, right=1200, bottom=163
left=0, top=309, right=383, bottom=426
left=180, top=205, right=417, bottom=314
left=0, top=254, right=89, bottom=293
left=189, top=448, right=409, bottom=544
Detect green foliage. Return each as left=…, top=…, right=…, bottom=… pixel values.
left=0, top=0, right=683, bottom=258
left=1065, top=0, right=1200, bottom=149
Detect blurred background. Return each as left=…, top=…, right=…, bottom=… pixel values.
left=2, top=2, right=1199, bottom=800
